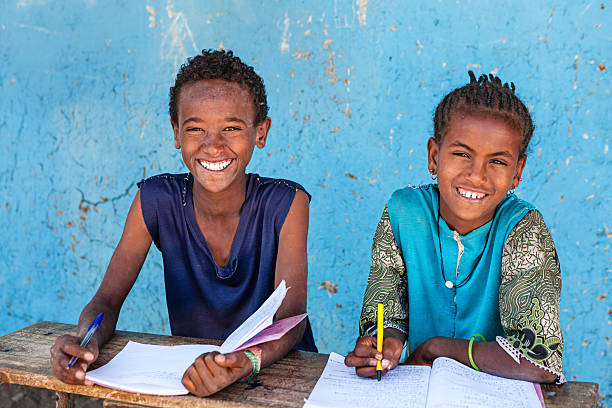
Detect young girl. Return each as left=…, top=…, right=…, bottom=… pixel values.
left=345, top=72, right=564, bottom=384
left=50, top=50, right=317, bottom=396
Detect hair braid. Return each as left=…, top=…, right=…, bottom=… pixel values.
left=433, top=70, right=534, bottom=159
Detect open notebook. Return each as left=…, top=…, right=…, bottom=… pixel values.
left=304, top=353, right=545, bottom=408
left=86, top=280, right=307, bottom=395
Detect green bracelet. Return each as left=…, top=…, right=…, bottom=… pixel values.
left=468, top=333, right=486, bottom=371
left=239, top=348, right=261, bottom=383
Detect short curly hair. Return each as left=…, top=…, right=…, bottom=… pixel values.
left=434, top=71, right=534, bottom=159
left=169, top=49, right=269, bottom=125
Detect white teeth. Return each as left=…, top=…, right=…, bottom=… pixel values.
left=458, top=188, right=485, bottom=199
left=199, top=159, right=232, bottom=171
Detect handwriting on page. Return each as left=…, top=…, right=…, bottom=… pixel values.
left=304, top=353, right=431, bottom=408
left=426, top=357, right=541, bottom=408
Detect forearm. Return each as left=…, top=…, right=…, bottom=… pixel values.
left=422, top=337, right=557, bottom=383
left=258, top=319, right=306, bottom=369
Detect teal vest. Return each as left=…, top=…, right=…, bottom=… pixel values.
left=387, top=184, right=534, bottom=352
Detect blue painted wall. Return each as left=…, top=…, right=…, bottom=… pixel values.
left=1, top=0, right=610, bottom=403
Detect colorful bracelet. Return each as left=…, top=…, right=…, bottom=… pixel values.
left=468, top=333, right=486, bottom=371
left=239, top=346, right=262, bottom=383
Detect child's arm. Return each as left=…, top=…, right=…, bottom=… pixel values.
left=408, top=210, right=563, bottom=384
left=181, top=189, right=311, bottom=396
left=344, top=206, right=408, bottom=377
left=50, top=190, right=152, bottom=384
left=406, top=337, right=557, bottom=382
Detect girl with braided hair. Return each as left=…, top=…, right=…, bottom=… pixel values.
left=345, top=72, right=564, bottom=384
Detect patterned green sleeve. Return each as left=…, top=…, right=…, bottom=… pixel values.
left=498, top=209, right=565, bottom=383
left=359, top=205, right=408, bottom=337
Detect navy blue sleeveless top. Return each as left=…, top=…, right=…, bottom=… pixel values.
left=138, top=173, right=317, bottom=352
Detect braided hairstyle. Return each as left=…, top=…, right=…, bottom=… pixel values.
left=169, top=49, right=269, bottom=125
left=433, top=71, right=534, bottom=159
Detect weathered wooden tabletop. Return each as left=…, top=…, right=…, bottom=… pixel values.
left=0, top=322, right=600, bottom=407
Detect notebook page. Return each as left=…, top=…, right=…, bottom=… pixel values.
left=86, top=341, right=219, bottom=395
left=233, top=313, right=307, bottom=351
left=219, top=280, right=288, bottom=353
left=304, top=352, right=431, bottom=408
left=425, top=357, right=542, bottom=408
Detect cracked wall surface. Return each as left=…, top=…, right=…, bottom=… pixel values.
left=0, top=0, right=610, bottom=403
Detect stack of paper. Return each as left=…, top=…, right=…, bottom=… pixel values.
left=86, top=280, right=307, bottom=395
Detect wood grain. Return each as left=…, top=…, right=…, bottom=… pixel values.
left=0, top=322, right=599, bottom=407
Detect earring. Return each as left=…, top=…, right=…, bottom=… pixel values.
left=509, top=184, right=516, bottom=194
left=518, top=177, right=523, bottom=182
left=429, top=169, right=437, bottom=180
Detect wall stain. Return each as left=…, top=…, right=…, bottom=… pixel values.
left=319, top=281, right=338, bottom=296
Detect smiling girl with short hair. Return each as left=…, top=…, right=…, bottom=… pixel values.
left=51, top=49, right=316, bottom=397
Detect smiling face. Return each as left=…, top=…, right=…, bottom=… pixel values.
left=172, top=79, right=270, bottom=196
left=427, top=112, right=526, bottom=235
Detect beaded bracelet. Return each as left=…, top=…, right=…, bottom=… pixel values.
left=468, top=333, right=486, bottom=371
left=239, top=346, right=262, bottom=383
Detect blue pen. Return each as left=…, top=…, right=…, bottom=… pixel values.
left=67, top=313, right=104, bottom=368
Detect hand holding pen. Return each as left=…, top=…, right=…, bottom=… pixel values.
left=376, top=303, right=384, bottom=381
left=50, top=313, right=104, bottom=385
left=68, top=313, right=104, bottom=368
left=344, top=306, right=404, bottom=379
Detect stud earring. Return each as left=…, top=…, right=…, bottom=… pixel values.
left=519, top=177, right=523, bottom=182
left=429, top=169, right=437, bottom=180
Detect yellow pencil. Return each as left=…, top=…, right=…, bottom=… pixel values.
left=376, top=303, right=383, bottom=381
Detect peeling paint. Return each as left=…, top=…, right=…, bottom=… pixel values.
left=160, top=11, right=197, bottom=72
left=319, top=281, right=338, bottom=296
left=280, top=11, right=290, bottom=53
left=324, top=51, right=348, bottom=85
left=146, top=5, right=156, bottom=28
left=356, top=0, right=368, bottom=26
left=291, top=51, right=311, bottom=60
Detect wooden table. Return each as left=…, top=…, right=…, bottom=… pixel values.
left=0, top=322, right=600, bottom=407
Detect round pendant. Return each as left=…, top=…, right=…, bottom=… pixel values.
left=445, top=280, right=454, bottom=289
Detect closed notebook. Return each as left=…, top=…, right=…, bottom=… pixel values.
left=304, top=352, right=545, bottom=408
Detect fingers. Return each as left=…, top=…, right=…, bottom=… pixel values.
left=382, top=336, right=404, bottom=370
left=183, top=362, right=210, bottom=396
left=50, top=335, right=97, bottom=385
left=213, top=350, right=249, bottom=368
left=85, top=337, right=100, bottom=361
left=63, top=342, right=96, bottom=363
left=182, top=352, right=247, bottom=397
left=354, top=359, right=392, bottom=378
left=344, top=337, right=383, bottom=368
left=182, top=354, right=215, bottom=397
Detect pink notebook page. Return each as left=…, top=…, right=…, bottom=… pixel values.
left=234, top=313, right=308, bottom=351
left=533, top=383, right=546, bottom=408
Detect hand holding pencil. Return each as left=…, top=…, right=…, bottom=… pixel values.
left=344, top=303, right=404, bottom=379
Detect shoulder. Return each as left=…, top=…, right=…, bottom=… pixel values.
left=497, top=193, right=536, bottom=218
left=137, top=173, right=190, bottom=211
left=389, top=183, right=436, bottom=203
left=387, top=183, right=437, bottom=220
left=250, top=174, right=311, bottom=202
left=502, top=209, right=560, bottom=280
left=506, top=209, right=555, bottom=249
left=137, top=173, right=189, bottom=195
